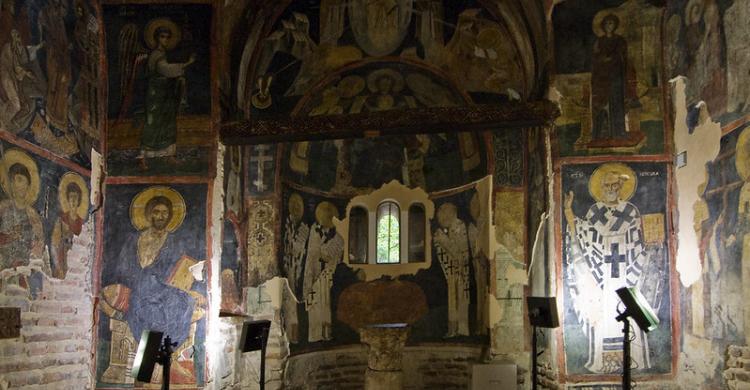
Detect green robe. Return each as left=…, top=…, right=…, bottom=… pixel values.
left=142, top=49, right=183, bottom=154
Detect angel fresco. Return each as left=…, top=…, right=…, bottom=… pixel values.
left=116, top=18, right=196, bottom=171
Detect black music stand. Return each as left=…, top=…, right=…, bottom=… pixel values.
left=615, top=287, right=659, bottom=390
left=132, top=330, right=177, bottom=390
left=240, top=319, right=272, bottom=390
left=527, top=296, right=559, bottom=390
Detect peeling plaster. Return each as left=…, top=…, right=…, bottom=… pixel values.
left=206, top=142, right=226, bottom=388
left=671, top=76, right=721, bottom=287
left=332, top=180, right=436, bottom=281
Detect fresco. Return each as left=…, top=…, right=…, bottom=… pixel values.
left=0, top=142, right=90, bottom=290
left=97, top=184, right=207, bottom=387
left=220, top=218, right=242, bottom=314
left=686, top=123, right=750, bottom=355
left=277, top=186, right=347, bottom=348
left=492, top=130, right=524, bottom=188
left=553, top=0, right=665, bottom=156
left=561, top=162, right=672, bottom=377
left=283, top=131, right=486, bottom=195
left=104, top=4, right=211, bottom=176
left=246, top=199, right=277, bottom=287
left=247, top=144, right=276, bottom=198
left=665, top=0, right=748, bottom=124
left=0, top=0, right=101, bottom=167
left=226, top=0, right=530, bottom=120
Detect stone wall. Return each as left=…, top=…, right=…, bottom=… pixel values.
left=283, top=345, right=482, bottom=389
left=0, top=221, right=95, bottom=389
left=724, top=345, right=750, bottom=389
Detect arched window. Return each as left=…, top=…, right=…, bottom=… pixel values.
left=408, top=203, right=426, bottom=262
left=348, top=206, right=368, bottom=264
left=376, top=201, right=400, bottom=263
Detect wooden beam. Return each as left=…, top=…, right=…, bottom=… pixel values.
left=220, top=100, right=560, bottom=145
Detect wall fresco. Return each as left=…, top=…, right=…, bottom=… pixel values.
left=0, top=0, right=101, bottom=167
left=665, top=0, right=749, bottom=125
left=98, top=183, right=207, bottom=387
left=553, top=0, right=665, bottom=156
left=561, top=162, right=672, bottom=377
left=104, top=4, right=212, bottom=176
left=224, top=0, right=540, bottom=121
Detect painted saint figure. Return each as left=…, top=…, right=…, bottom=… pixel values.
left=468, top=193, right=489, bottom=335
left=138, top=19, right=195, bottom=170
left=590, top=14, right=640, bottom=142
left=563, top=164, right=651, bottom=373
left=39, top=0, right=72, bottom=130
left=433, top=202, right=470, bottom=337
left=0, top=29, right=42, bottom=131
left=50, top=173, right=88, bottom=279
left=101, top=187, right=206, bottom=383
left=0, top=149, right=44, bottom=273
left=283, top=193, right=309, bottom=295
left=303, top=201, right=343, bottom=342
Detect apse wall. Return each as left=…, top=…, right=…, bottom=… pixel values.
left=546, top=0, right=750, bottom=388
left=0, top=0, right=102, bottom=388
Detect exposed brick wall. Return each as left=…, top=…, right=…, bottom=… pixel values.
left=0, top=221, right=95, bottom=389
left=283, top=345, right=482, bottom=389
left=724, top=345, right=750, bottom=389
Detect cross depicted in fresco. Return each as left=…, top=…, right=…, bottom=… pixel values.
left=611, top=204, right=635, bottom=231
left=604, top=243, right=627, bottom=278
left=251, top=145, right=273, bottom=192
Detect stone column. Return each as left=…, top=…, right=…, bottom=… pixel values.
left=359, top=323, right=409, bottom=390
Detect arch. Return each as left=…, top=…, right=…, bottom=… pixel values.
left=376, top=201, right=400, bottom=263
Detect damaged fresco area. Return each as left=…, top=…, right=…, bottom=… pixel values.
left=0, top=0, right=102, bottom=167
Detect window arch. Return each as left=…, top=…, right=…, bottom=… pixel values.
left=376, top=201, right=400, bottom=264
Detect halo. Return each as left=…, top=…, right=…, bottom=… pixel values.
left=367, top=69, right=405, bottom=94
left=58, top=172, right=89, bottom=219
left=129, top=186, right=186, bottom=232
left=288, top=193, right=304, bottom=220
left=476, top=27, right=503, bottom=50
left=589, top=163, right=637, bottom=203
left=592, top=11, right=621, bottom=37
left=144, top=18, right=181, bottom=50
left=735, top=127, right=750, bottom=181
left=0, top=148, right=40, bottom=207
left=337, top=75, right=366, bottom=98
left=315, top=201, right=339, bottom=228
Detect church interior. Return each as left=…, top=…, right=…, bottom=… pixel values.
left=1, top=0, right=749, bottom=388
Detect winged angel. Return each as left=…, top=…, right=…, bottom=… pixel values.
left=116, top=18, right=195, bottom=170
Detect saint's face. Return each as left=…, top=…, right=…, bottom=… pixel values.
left=157, top=32, right=171, bottom=49
left=11, top=174, right=29, bottom=203
left=602, top=179, right=621, bottom=203
left=149, top=204, right=171, bottom=231
left=604, top=20, right=616, bottom=34
left=67, top=191, right=81, bottom=211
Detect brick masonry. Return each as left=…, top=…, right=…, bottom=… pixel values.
left=283, top=345, right=482, bottom=389
left=0, top=220, right=95, bottom=389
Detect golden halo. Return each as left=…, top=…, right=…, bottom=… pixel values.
left=367, top=69, right=405, bottom=94
left=145, top=18, right=181, bottom=50
left=130, top=186, right=186, bottom=232
left=315, top=201, right=339, bottom=228
left=735, top=127, right=750, bottom=181
left=0, top=148, right=40, bottom=207
left=337, top=75, right=366, bottom=98
left=288, top=193, right=304, bottom=221
left=436, top=202, right=457, bottom=228
left=58, top=172, right=89, bottom=219
left=589, top=163, right=637, bottom=203
left=476, top=27, right=503, bottom=50
left=592, top=11, right=622, bottom=37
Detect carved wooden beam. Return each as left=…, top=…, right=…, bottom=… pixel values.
left=220, top=100, right=560, bottom=145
